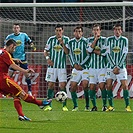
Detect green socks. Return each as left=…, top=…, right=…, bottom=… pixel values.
left=106, top=89, right=129, bottom=107
left=90, top=90, right=96, bottom=107
left=107, top=90, right=114, bottom=107
left=47, top=89, right=54, bottom=106
left=123, top=89, right=129, bottom=107
left=101, top=89, right=107, bottom=107
left=71, top=92, right=78, bottom=107
left=61, top=89, right=67, bottom=107
left=84, top=90, right=89, bottom=107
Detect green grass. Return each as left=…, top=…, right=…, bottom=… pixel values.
left=0, top=98, right=133, bottom=133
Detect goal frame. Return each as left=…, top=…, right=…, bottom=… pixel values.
left=0, top=2, right=133, bottom=98
left=1, top=2, right=133, bottom=32
left=0, top=2, right=133, bottom=7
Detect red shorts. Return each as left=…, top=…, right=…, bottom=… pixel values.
left=0, top=73, right=22, bottom=97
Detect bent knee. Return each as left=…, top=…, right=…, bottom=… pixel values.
left=18, top=90, right=27, bottom=100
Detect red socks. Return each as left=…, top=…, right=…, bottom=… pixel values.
left=14, top=95, right=43, bottom=116
left=14, top=98, right=24, bottom=116
left=24, top=94, right=42, bottom=106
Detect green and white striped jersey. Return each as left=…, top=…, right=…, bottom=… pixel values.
left=106, top=35, right=128, bottom=69
left=87, top=36, right=106, bottom=69
left=68, top=37, right=90, bottom=69
left=45, top=35, right=69, bottom=68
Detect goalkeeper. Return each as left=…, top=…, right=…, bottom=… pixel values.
left=5, top=23, right=36, bottom=96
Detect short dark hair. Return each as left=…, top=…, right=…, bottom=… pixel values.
left=113, top=23, right=122, bottom=29
left=13, top=23, right=20, bottom=27
left=6, top=39, right=16, bottom=47
left=55, top=24, right=63, bottom=30
left=73, top=25, right=83, bottom=32
left=92, top=24, right=101, bottom=30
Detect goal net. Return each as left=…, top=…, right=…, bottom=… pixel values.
left=0, top=2, right=133, bottom=98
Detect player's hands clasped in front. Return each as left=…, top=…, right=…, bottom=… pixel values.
left=93, top=49, right=101, bottom=55
left=113, top=67, right=120, bottom=75
left=74, top=64, right=83, bottom=70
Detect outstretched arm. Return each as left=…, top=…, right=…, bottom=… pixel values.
left=10, top=63, right=34, bottom=75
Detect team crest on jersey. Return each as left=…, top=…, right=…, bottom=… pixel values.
left=16, top=40, right=22, bottom=46
left=112, top=46, right=121, bottom=53
left=53, top=45, right=62, bottom=52
left=95, top=46, right=101, bottom=50
left=73, top=48, right=81, bottom=55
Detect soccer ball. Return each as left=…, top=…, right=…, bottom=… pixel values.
left=55, top=91, right=67, bottom=102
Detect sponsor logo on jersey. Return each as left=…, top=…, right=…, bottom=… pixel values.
left=53, top=45, right=62, bottom=52
left=89, top=75, right=94, bottom=78
left=73, top=48, right=81, bottom=55
left=100, top=74, right=105, bottom=76
left=112, top=46, right=121, bottom=53
left=16, top=40, right=22, bottom=46
left=72, top=73, right=77, bottom=76
left=83, top=72, right=89, bottom=74
left=95, top=46, right=101, bottom=50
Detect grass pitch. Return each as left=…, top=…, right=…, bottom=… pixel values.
left=0, top=98, right=133, bottom=133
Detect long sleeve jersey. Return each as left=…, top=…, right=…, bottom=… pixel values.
left=68, top=37, right=90, bottom=69
left=106, top=35, right=128, bottom=69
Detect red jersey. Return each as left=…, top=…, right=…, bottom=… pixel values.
left=0, top=48, right=15, bottom=74
left=0, top=48, right=22, bottom=97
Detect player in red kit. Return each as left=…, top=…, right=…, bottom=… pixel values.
left=0, top=39, right=52, bottom=121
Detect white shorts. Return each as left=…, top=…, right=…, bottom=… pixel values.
left=89, top=68, right=106, bottom=84
left=70, top=68, right=89, bottom=83
left=105, top=68, right=127, bottom=81
left=45, top=68, right=67, bottom=82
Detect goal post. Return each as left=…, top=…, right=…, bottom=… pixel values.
left=1, top=2, right=133, bottom=7
left=0, top=2, right=133, bottom=98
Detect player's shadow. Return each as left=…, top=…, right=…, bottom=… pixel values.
left=0, top=126, right=31, bottom=130
left=32, top=119, right=74, bottom=123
